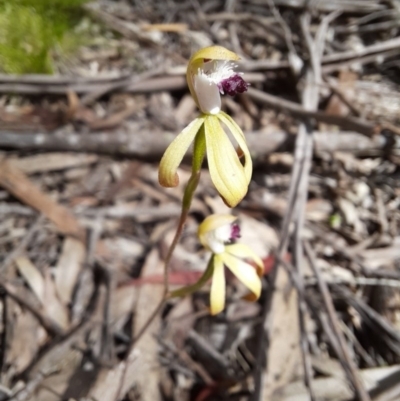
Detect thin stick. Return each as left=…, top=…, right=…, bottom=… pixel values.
left=304, top=240, right=371, bottom=401
left=0, top=215, right=44, bottom=273
left=115, top=154, right=203, bottom=400
left=1, top=282, right=65, bottom=337
left=114, top=200, right=191, bottom=399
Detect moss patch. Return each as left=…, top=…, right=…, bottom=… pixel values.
left=0, top=0, right=89, bottom=74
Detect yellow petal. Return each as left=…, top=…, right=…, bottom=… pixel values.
left=210, top=255, right=226, bottom=315
left=217, top=111, right=252, bottom=185
left=187, top=46, right=240, bottom=110
left=225, top=243, right=264, bottom=277
left=158, top=117, right=205, bottom=187
left=220, top=252, right=261, bottom=301
left=204, top=115, right=248, bottom=207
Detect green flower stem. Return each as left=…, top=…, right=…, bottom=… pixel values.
left=163, top=126, right=206, bottom=293
left=169, top=256, right=213, bottom=298
left=129, top=126, right=206, bottom=352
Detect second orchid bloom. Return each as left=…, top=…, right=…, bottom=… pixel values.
left=158, top=46, right=252, bottom=208
left=170, top=215, right=264, bottom=315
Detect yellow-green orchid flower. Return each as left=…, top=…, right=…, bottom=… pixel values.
left=158, top=46, right=252, bottom=208
left=170, top=214, right=263, bottom=315
left=186, top=46, right=249, bottom=115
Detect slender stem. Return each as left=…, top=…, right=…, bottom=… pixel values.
left=131, top=125, right=206, bottom=344
left=129, top=170, right=201, bottom=347
left=162, top=184, right=197, bottom=294
left=163, top=126, right=206, bottom=295
left=116, top=126, right=206, bottom=401
left=169, top=257, right=213, bottom=298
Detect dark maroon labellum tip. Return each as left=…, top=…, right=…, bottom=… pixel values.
left=219, top=75, right=249, bottom=96
left=230, top=223, right=241, bottom=241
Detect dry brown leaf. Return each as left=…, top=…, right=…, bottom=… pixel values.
left=27, top=337, right=84, bottom=401
left=305, top=199, right=333, bottom=222
left=89, top=249, right=164, bottom=401
left=43, top=270, right=69, bottom=330
left=237, top=213, right=279, bottom=258
left=55, top=237, right=86, bottom=306
left=325, top=70, right=357, bottom=117
left=66, top=90, right=80, bottom=120
left=13, top=257, right=69, bottom=331
left=8, top=153, right=98, bottom=174
left=132, top=248, right=164, bottom=401
left=89, top=353, right=140, bottom=401
left=360, top=237, right=400, bottom=270
left=275, top=364, right=400, bottom=401
left=110, top=285, right=136, bottom=332
left=0, top=160, right=85, bottom=241
left=263, top=267, right=301, bottom=399
left=96, top=237, right=144, bottom=263
left=7, top=302, right=45, bottom=375
left=89, top=103, right=138, bottom=130
left=164, top=296, right=195, bottom=350
left=142, top=23, right=188, bottom=32
left=14, top=256, right=45, bottom=303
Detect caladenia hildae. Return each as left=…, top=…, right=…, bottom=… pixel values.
left=158, top=45, right=252, bottom=209
left=154, top=46, right=254, bottom=318
left=170, top=215, right=263, bottom=315
left=130, top=47, right=257, bottom=349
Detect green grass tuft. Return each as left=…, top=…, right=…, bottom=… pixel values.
left=0, top=0, right=89, bottom=74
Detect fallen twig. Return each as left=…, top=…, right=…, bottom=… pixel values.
left=1, top=282, right=65, bottom=337
left=0, top=129, right=392, bottom=161
left=0, top=160, right=85, bottom=241
left=304, top=241, right=371, bottom=401
left=247, top=87, right=376, bottom=136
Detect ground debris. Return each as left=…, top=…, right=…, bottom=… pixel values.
left=0, top=1, right=400, bottom=401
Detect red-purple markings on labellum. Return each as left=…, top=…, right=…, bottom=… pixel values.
left=230, top=223, right=241, bottom=241
left=219, top=75, right=249, bottom=96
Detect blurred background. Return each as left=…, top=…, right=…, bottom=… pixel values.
left=0, top=1, right=400, bottom=401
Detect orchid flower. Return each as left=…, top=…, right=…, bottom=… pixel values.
left=170, top=215, right=263, bottom=315
left=158, top=46, right=252, bottom=208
